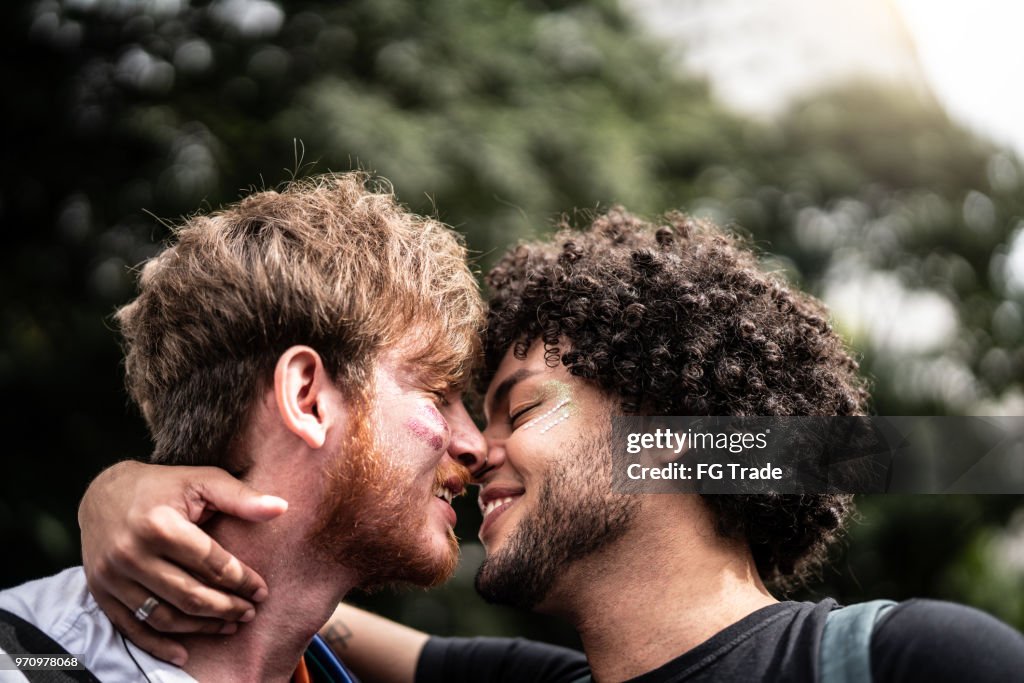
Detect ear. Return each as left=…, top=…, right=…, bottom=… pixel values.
left=274, top=345, right=333, bottom=449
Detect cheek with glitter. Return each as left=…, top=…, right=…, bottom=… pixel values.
left=406, top=419, right=445, bottom=451
left=520, top=381, right=577, bottom=434
left=406, top=406, right=449, bottom=452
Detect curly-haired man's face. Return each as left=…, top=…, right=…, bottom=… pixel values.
left=474, top=341, right=639, bottom=610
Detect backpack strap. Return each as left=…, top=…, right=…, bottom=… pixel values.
left=819, top=599, right=897, bottom=683
left=303, top=634, right=358, bottom=683
left=0, top=608, right=99, bottom=683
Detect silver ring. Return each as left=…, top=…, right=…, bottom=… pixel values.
left=134, top=596, right=160, bottom=622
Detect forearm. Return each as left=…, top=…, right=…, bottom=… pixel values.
left=78, top=460, right=144, bottom=531
left=320, top=603, right=429, bottom=683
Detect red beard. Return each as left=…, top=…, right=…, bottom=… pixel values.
left=307, top=394, right=469, bottom=589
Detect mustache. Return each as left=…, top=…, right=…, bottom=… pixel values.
left=434, top=460, right=472, bottom=495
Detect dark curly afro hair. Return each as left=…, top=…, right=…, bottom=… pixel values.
left=481, top=207, right=871, bottom=590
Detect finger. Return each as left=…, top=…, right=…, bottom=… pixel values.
left=139, top=506, right=269, bottom=605
left=95, top=589, right=189, bottom=667
left=122, top=553, right=259, bottom=621
left=96, top=523, right=257, bottom=622
left=113, top=579, right=241, bottom=635
left=185, top=469, right=289, bottom=523
left=150, top=603, right=239, bottom=636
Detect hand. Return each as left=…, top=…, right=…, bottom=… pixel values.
left=79, top=460, right=288, bottom=665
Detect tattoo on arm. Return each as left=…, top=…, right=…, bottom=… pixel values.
left=325, top=621, right=354, bottom=650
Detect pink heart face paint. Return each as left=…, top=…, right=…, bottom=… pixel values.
left=405, top=404, right=450, bottom=452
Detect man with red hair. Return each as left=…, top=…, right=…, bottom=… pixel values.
left=0, top=174, right=487, bottom=682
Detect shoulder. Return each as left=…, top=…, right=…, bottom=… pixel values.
left=0, top=567, right=195, bottom=682
left=0, top=567, right=95, bottom=643
left=418, top=636, right=588, bottom=683
left=871, top=599, right=1024, bottom=682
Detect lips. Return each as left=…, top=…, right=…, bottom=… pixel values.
left=432, top=475, right=467, bottom=526
left=477, top=485, right=525, bottom=539
left=481, top=496, right=517, bottom=517
left=433, top=495, right=458, bottom=527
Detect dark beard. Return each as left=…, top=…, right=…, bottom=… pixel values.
left=475, top=433, right=638, bottom=610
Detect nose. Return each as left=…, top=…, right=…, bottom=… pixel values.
left=444, top=398, right=487, bottom=474
left=472, top=420, right=509, bottom=483
left=471, top=440, right=507, bottom=484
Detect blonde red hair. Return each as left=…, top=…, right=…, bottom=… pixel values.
left=117, top=173, right=482, bottom=467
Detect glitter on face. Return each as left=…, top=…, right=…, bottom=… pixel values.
left=539, top=410, right=570, bottom=434
left=520, top=398, right=568, bottom=430
left=520, top=380, right=576, bottom=434
left=405, top=405, right=449, bottom=452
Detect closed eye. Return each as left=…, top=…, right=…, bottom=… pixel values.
left=509, top=403, right=538, bottom=426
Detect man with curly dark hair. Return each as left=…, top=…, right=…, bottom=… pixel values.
left=479, top=207, right=865, bottom=593
left=400, top=207, right=1021, bottom=683
left=74, top=207, right=1024, bottom=682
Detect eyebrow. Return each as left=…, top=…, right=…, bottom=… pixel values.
left=486, top=368, right=541, bottom=417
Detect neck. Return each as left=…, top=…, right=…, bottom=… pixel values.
left=180, top=512, right=357, bottom=682
left=546, top=500, right=776, bottom=683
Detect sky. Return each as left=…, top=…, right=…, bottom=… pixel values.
left=624, top=0, right=1024, bottom=156
left=894, top=0, right=1024, bottom=155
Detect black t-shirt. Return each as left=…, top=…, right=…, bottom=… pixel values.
left=416, top=599, right=1024, bottom=682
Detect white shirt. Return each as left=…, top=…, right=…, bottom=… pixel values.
left=0, top=567, right=195, bottom=682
